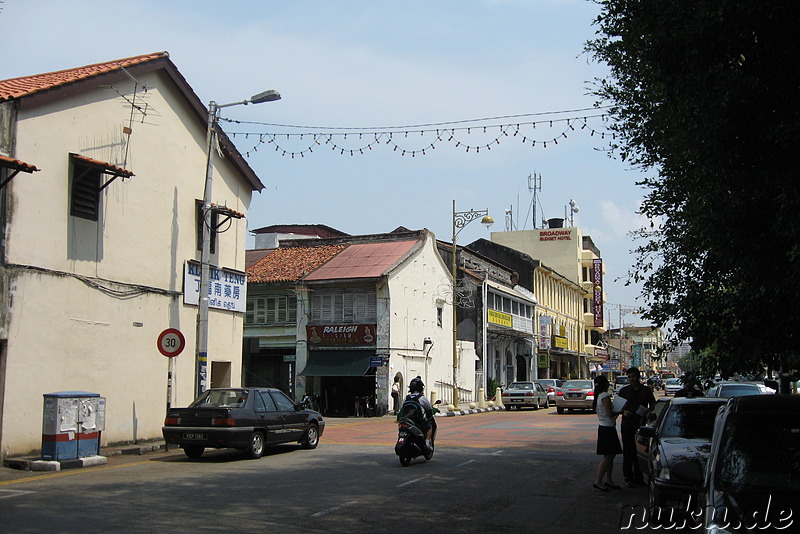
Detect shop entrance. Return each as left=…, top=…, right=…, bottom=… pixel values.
left=319, top=372, right=376, bottom=417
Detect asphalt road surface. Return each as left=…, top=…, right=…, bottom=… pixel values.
left=1, top=408, right=651, bottom=533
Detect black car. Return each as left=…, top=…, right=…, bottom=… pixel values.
left=635, top=397, right=727, bottom=509
left=671, top=395, right=800, bottom=533
left=162, top=387, right=325, bottom=459
left=635, top=397, right=671, bottom=477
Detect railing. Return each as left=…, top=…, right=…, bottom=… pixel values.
left=433, top=380, right=474, bottom=404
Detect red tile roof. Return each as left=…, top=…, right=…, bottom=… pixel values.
left=304, top=240, right=418, bottom=281
left=0, top=52, right=168, bottom=102
left=0, top=155, right=40, bottom=173
left=72, top=154, right=133, bottom=177
left=247, top=245, right=347, bottom=283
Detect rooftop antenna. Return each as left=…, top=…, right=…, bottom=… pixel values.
left=528, top=172, right=542, bottom=229
left=505, top=206, right=514, bottom=231
left=568, top=199, right=579, bottom=227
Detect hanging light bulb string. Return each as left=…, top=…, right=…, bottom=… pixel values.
left=221, top=110, right=613, bottom=158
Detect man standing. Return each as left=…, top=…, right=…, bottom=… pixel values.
left=617, top=367, right=656, bottom=487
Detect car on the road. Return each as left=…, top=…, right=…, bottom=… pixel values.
left=533, top=379, right=564, bottom=406
left=501, top=381, right=549, bottom=410
left=662, top=377, right=682, bottom=396
left=635, top=397, right=727, bottom=509
left=162, top=387, right=325, bottom=459
left=670, top=395, right=800, bottom=533
left=613, top=375, right=629, bottom=393
left=555, top=379, right=595, bottom=414
left=705, top=381, right=775, bottom=398
left=634, top=397, right=671, bottom=478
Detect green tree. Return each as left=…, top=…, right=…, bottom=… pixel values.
left=586, top=1, right=800, bottom=381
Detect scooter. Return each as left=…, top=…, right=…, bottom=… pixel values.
left=395, top=400, right=440, bottom=467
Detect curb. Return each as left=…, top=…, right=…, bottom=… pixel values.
left=435, top=406, right=504, bottom=417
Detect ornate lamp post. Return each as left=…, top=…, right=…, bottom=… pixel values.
left=196, top=89, right=281, bottom=397
left=451, top=200, right=493, bottom=408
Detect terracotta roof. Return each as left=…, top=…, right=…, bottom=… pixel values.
left=304, top=240, right=418, bottom=281
left=0, top=155, right=40, bottom=173
left=247, top=245, right=346, bottom=283
left=72, top=154, right=133, bottom=177
left=0, top=52, right=168, bottom=102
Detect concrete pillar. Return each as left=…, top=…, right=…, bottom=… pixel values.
left=494, top=387, right=504, bottom=408
left=478, top=388, right=486, bottom=409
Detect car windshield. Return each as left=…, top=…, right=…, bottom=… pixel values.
left=716, top=412, right=800, bottom=492
left=189, top=389, right=248, bottom=408
left=615, top=377, right=629, bottom=385
left=508, top=382, right=533, bottom=390
left=660, top=402, right=723, bottom=439
left=562, top=380, right=592, bottom=389
left=715, top=384, right=762, bottom=398
left=665, top=378, right=681, bottom=386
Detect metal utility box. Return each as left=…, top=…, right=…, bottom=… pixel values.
left=41, top=392, right=106, bottom=460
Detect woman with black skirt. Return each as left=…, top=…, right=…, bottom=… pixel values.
left=592, top=375, right=622, bottom=491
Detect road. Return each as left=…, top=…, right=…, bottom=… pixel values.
left=0, top=407, right=651, bottom=533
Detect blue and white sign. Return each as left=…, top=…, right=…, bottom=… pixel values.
left=184, top=261, right=247, bottom=313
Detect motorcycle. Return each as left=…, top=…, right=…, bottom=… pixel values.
left=395, top=400, right=440, bottom=467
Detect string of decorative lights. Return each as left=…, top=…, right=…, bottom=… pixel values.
left=220, top=111, right=613, bottom=159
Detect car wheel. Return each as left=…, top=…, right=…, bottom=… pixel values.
left=183, top=445, right=204, bottom=458
left=245, top=431, right=265, bottom=459
left=301, top=423, right=319, bottom=449
left=533, top=399, right=540, bottom=410
left=557, top=407, right=565, bottom=414
left=506, top=405, right=512, bottom=411
left=399, top=455, right=411, bottom=467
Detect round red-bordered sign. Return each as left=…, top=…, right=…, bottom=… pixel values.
left=157, top=328, right=186, bottom=358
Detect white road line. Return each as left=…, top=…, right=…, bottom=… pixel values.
left=0, top=489, right=34, bottom=499
left=491, top=450, right=504, bottom=455
left=311, top=500, right=359, bottom=517
left=456, top=459, right=476, bottom=467
left=397, top=476, right=428, bottom=488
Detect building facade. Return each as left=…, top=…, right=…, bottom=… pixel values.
left=245, top=228, right=456, bottom=415
left=0, top=53, right=261, bottom=458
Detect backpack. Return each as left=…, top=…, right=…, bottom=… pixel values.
left=398, top=394, right=428, bottom=426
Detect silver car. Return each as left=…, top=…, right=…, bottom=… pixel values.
left=533, top=379, right=564, bottom=406
left=501, top=381, right=549, bottom=410
left=555, top=379, right=595, bottom=414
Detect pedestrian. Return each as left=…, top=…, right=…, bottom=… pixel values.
left=391, top=375, right=401, bottom=414
left=592, top=375, right=622, bottom=491
left=617, top=367, right=656, bottom=487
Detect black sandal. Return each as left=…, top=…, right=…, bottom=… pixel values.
left=593, top=483, right=609, bottom=492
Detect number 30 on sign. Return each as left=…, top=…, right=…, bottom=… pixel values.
left=158, top=328, right=186, bottom=358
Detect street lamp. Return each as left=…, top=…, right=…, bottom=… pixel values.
left=451, top=200, right=493, bottom=408
left=608, top=303, right=639, bottom=373
left=196, top=89, right=281, bottom=397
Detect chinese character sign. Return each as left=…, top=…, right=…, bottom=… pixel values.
left=184, top=261, right=247, bottom=313
left=593, top=259, right=604, bottom=327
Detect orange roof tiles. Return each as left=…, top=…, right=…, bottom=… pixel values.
left=0, top=52, right=168, bottom=102
left=0, top=155, right=40, bottom=173
left=304, top=240, right=418, bottom=281
left=247, top=245, right=346, bottom=283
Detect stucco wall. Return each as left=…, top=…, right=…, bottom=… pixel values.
left=386, top=232, right=455, bottom=402
left=1, top=69, right=250, bottom=457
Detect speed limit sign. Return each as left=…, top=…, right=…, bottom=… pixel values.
left=157, top=328, right=186, bottom=358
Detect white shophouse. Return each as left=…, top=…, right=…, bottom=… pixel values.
left=0, top=52, right=262, bottom=459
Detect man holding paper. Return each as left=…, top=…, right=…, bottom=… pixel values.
left=617, top=367, right=656, bottom=487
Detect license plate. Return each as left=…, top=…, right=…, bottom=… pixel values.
left=568, top=393, right=580, bottom=398
left=511, top=399, right=522, bottom=403
left=183, top=432, right=207, bottom=440
left=397, top=438, right=405, bottom=444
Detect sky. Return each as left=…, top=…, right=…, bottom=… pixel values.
left=1, top=0, right=652, bottom=327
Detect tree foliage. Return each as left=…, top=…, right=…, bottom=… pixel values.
left=586, top=0, right=800, bottom=376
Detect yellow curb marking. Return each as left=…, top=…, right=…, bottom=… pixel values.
left=0, top=459, right=153, bottom=487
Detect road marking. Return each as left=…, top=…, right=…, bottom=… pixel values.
left=397, top=476, right=428, bottom=488
left=456, top=459, right=475, bottom=467
left=491, top=450, right=504, bottom=455
left=0, top=489, right=34, bottom=499
left=311, top=500, right=359, bottom=517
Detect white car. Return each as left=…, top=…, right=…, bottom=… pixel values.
left=501, top=381, right=549, bottom=410
left=663, top=377, right=682, bottom=396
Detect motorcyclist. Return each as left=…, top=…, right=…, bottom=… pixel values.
left=398, top=376, right=435, bottom=453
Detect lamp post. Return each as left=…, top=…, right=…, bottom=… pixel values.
left=608, top=303, right=639, bottom=373
left=195, top=89, right=281, bottom=397
left=451, top=200, right=493, bottom=409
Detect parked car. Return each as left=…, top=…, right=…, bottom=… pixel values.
left=670, top=395, right=800, bottom=533
left=533, top=379, right=564, bottom=406
left=663, top=377, right=682, bottom=396
left=634, top=398, right=671, bottom=478
left=555, top=379, right=595, bottom=414
left=162, top=387, right=325, bottom=459
left=636, top=397, right=727, bottom=509
left=613, top=375, right=629, bottom=393
left=501, top=381, right=549, bottom=410
left=705, top=381, right=775, bottom=398
left=660, top=372, right=677, bottom=380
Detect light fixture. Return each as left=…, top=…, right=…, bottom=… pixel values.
left=423, top=337, right=434, bottom=357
